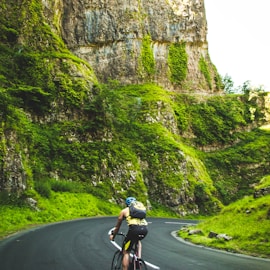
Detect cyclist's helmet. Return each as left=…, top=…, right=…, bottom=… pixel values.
left=125, top=197, right=136, bottom=207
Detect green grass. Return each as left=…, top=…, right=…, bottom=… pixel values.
left=255, top=175, right=270, bottom=190
left=0, top=191, right=179, bottom=239
left=0, top=192, right=121, bottom=239
left=178, top=190, right=270, bottom=258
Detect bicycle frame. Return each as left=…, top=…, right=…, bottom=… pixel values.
left=109, top=228, right=160, bottom=270
left=110, top=231, right=147, bottom=270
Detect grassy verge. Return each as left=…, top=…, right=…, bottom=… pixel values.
left=178, top=190, right=270, bottom=258
left=0, top=192, right=121, bottom=239
left=0, top=192, right=178, bottom=239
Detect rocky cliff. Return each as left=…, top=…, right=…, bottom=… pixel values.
left=0, top=0, right=269, bottom=216
left=42, top=0, right=220, bottom=92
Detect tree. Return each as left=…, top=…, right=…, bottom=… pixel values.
left=222, top=74, right=234, bottom=94
left=239, top=80, right=251, bottom=95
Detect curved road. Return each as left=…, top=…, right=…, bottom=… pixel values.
left=0, top=217, right=269, bottom=269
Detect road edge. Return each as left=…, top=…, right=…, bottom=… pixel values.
left=171, top=231, right=270, bottom=262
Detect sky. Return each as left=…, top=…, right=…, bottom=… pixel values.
left=204, top=0, right=270, bottom=91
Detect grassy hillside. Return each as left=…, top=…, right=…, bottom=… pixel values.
left=0, top=190, right=179, bottom=239
left=202, top=127, right=270, bottom=204
left=1, top=0, right=270, bottom=239
left=179, top=175, right=270, bottom=258
left=0, top=192, right=118, bottom=239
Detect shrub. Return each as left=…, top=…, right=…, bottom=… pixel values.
left=168, top=42, right=188, bottom=84
left=141, top=35, right=155, bottom=77
left=35, top=180, right=51, bottom=198
left=199, top=56, right=212, bottom=89
left=50, top=179, right=84, bottom=193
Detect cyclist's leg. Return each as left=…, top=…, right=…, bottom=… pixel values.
left=136, top=225, right=148, bottom=258
left=122, top=227, right=138, bottom=270
left=131, top=245, right=148, bottom=270
left=122, top=250, right=129, bottom=270
left=137, top=240, right=142, bottom=258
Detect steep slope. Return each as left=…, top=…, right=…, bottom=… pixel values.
left=0, top=0, right=269, bottom=217
left=179, top=175, right=270, bottom=258
left=42, top=0, right=221, bottom=91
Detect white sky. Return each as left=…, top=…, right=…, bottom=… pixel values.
left=204, top=0, right=270, bottom=91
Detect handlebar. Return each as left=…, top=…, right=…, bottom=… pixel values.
left=108, top=227, right=124, bottom=250
left=115, top=232, right=126, bottom=236
left=108, top=228, right=126, bottom=239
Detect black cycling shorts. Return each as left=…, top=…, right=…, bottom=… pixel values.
left=122, top=225, right=148, bottom=252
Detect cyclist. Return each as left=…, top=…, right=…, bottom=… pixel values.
left=110, top=197, right=148, bottom=270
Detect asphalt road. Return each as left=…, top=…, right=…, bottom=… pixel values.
left=0, top=217, right=269, bottom=269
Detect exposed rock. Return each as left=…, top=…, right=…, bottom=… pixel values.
left=188, top=229, right=203, bottom=235
left=26, top=197, right=40, bottom=211
left=1, top=0, right=269, bottom=216
left=146, top=199, right=152, bottom=210
left=42, top=0, right=219, bottom=92
left=208, top=231, right=232, bottom=241
left=0, top=130, right=27, bottom=195
left=254, top=186, right=270, bottom=198
left=208, top=231, right=218, bottom=238
left=216, top=233, right=233, bottom=241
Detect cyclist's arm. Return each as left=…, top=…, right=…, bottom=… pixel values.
left=111, top=208, right=127, bottom=240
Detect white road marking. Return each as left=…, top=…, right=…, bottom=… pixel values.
left=108, top=228, right=160, bottom=269
left=165, top=222, right=194, bottom=225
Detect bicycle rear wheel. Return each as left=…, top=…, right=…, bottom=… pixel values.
left=111, top=250, right=123, bottom=270
left=130, top=257, right=147, bottom=270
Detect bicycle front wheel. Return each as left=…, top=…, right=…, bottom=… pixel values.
left=111, top=250, right=123, bottom=270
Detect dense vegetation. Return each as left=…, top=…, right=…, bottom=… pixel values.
left=0, top=189, right=178, bottom=239
left=1, top=1, right=270, bottom=260
left=168, top=42, right=188, bottom=84
left=179, top=175, right=270, bottom=258
left=203, top=128, right=270, bottom=204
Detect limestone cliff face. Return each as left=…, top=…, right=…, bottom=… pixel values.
left=43, top=0, right=218, bottom=92
left=3, top=0, right=269, bottom=216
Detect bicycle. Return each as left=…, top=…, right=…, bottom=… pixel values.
left=111, top=232, right=148, bottom=270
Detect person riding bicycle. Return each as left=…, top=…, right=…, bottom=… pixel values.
left=110, top=197, right=148, bottom=270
